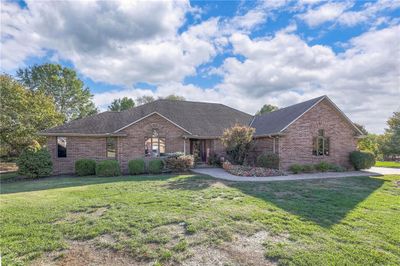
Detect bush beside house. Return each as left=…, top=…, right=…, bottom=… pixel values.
left=164, top=155, right=194, bottom=172
left=289, top=162, right=345, bottom=174
left=17, top=147, right=53, bottom=178
left=256, top=153, right=279, bottom=169
left=96, top=160, right=121, bottom=176
left=75, top=159, right=96, bottom=176
left=128, top=159, right=146, bottom=175
left=350, top=151, right=375, bottom=170
left=148, top=159, right=164, bottom=174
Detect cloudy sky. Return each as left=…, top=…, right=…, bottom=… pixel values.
left=1, top=0, right=399, bottom=133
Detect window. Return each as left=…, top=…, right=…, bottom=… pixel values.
left=145, top=137, right=166, bottom=157
left=57, top=137, right=67, bottom=158
left=313, top=130, right=330, bottom=156
left=107, top=137, right=116, bottom=158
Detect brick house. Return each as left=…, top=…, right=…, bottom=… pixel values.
left=40, top=95, right=363, bottom=174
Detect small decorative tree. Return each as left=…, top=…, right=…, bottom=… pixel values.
left=221, top=124, right=255, bottom=165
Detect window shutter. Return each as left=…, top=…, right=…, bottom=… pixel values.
left=324, top=137, right=330, bottom=156
left=312, top=137, right=317, bottom=155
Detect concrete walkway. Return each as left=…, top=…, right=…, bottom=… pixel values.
left=191, top=167, right=400, bottom=182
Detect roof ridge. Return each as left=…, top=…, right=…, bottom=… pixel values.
left=255, top=95, right=326, bottom=119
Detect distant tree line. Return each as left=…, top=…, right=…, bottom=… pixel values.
left=356, top=113, right=400, bottom=161
left=108, top=94, right=186, bottom=111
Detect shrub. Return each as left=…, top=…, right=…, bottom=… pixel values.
left=289, top=164, right=304, bottom=174
left=302, top=164, right=315, bottom=173
left=75, top=159, right=96, bottom=176
left=221, top=124, right=255, bottom=165
left=148, top=159, right=164, bottom=174
left=208, top=153, right=223, bottom=167
left=17, top=147, right=52, bottom=178
left=96, top=160, right=121, bottom=176
left=314, top=161, right=331, bottom=172
left=256, top=153, right=279, bottom=169
left=165, top=155, right=194, bottom=172
left=128, top=159, right=145, bottom=175
left=350, top=151, right=375, bottom=170
left=330, top=164, right=345, bottom=172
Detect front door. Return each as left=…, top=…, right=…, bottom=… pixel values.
left=190, top=139, right=211, bottom=162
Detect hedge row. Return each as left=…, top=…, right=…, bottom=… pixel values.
left=74, top=158, right=167, bottom=176
left=289, top=161, right=345, bottom=174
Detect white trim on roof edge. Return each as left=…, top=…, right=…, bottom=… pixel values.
left=279, top=95, right=364, bottom=135
left=113, top=111, right=192, bottom=135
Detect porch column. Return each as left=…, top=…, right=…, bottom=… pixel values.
left=273, top=138, right=276, bottom=154
left=183, top=138, right=186, bottom=155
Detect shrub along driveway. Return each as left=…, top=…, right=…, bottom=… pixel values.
left=1, top=174, right=399, bottom=265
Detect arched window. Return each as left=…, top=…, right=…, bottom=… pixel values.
left=145, top=129, right=165, bottom=157
left=313, top=129, right=330, bottom=156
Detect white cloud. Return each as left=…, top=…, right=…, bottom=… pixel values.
left=299, top=0, right=400, bottom=27
left=214, top=25, right=400, bottom=133
left=1, top=0, right=214, bottom=85
left=1, top=0, right=399, bottom=133
left=299, top=1, right=350, bottom=27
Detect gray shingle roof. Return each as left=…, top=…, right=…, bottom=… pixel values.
left=42, top=100, right=253, bottom=137
left=251, top=96, right=326, bottom=136
left=41, top=95, right=360, bottom=137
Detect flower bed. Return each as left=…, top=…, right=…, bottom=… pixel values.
left=222, top=161, right=284, bottom=177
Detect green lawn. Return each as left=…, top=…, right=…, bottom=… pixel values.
left=1, top=174, right=399, bottom=265
left=375, top=161, right=400, bottom=168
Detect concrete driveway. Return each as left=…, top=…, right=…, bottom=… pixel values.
left=191, top=167, right=400, bottom=182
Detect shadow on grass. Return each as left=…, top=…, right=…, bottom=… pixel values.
left=0, top=174, right=180, bottom=195
left=165, top=174, right=386, bottom=227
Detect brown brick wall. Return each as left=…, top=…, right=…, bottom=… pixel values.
left=248, top=137, right=279, bottom=165
left=46, top=136, right=108, bottom=175
left=118, top=113, right=187, bottom=173
left=279, top=99, right=358, bottom=170
left=47, top=113, right=188, bottom=175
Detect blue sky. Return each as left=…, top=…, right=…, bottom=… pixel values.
left=1, top=0, right=399, bottom=133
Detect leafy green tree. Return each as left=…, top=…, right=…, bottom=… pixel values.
left=256, top=104, right=279, bottom=115
left=380, top=112, right=400, bottom=159
left=221, top=124, right=255, bottom=165
left=136, top=95, right=155, bottom=105
left=108, top=97, right=135, bottom=111
left=354, top=123, right=368, bottom=135
left=16, top=63, right=97, bottom=121
left=358, top=134, right=381, bottom=158
left=0, top=74, right=64, bottom=157
left=163, top=95, right=186, bottom=101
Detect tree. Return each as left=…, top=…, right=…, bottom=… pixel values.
left=0, top=74, right=64, bottom=158
left=16, top=63, right=97, bottom=121
left=136, top=95, right=155, bottom=105
left=163, top=95, right=186, bottom=101
left=221, top=124, right=255, bottom=165
left=354, top=123, right=368, bottom=135
left=358, top=133, right=381, bottom=159
left=380, top=112, right=400, bottom=159
left=256, top=104, right=279, bottom=115
left=108, top=97, right=135, bottom=111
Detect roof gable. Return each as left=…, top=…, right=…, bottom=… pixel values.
left=251, top=95, right=363, bottom=136
left=41, top=99, right=253, bottom=137
left=251, top=96, right=325, bottom=136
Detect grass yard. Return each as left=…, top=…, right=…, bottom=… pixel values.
left=1, top=174, right=399, bottom=266
left=375, top=161, right=400, bottom=168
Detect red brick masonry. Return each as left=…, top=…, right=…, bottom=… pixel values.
left=47, top=99, right=358, bottom=174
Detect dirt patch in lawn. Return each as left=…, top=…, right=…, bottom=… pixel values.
left=32, top=239, right=146, bottom=266
left=182, top=230, right=285, bottom=266
left=54, top=206, right=110, bottom=224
